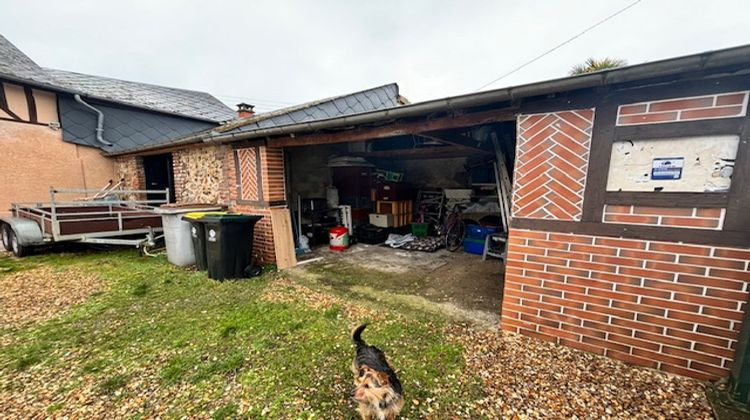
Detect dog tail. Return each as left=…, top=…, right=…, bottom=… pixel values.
left=352, top=323, right=368, bottom=348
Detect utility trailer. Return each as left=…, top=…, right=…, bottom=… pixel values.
left=0, top=187, right=168, bottom=257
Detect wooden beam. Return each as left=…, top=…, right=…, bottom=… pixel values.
left=271, top=108, right=517, bottom=147
left=350, top=145, right=477, bottom=159
left=418, top=132, right=494, bottom=155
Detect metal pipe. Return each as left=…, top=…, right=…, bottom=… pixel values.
left=74, top=94, right=113, bottom=147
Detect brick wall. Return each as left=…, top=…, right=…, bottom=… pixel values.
left=603, top=205, right=726, bottom=230
left=502, top=228, right=750, bottom=380
left=228, top=146, right=287, bottom=264
left=171, top=146, right=225, bottom=204
left=113, top=156, right=145, bottom=201
left=617, top=91, right=749, bottom=126
left=513, top=109, right=594, bottom=221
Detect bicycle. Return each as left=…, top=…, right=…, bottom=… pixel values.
left=440, top=202, right=467, bottom=252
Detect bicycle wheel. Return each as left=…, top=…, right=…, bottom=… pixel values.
left=445, top=218, right=465, bottom=252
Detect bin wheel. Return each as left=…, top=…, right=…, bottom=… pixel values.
left=1, top=224, right=12, bottom=252
left=9, top=229, right=29, bottom=257
left=244, top=265, right=262, bottom=278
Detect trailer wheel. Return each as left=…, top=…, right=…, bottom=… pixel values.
left=1, top=224, right=11, bottom=252
left=9, top=229, right=29, bottom=257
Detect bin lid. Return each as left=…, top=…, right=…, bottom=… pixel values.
left=201, top=214, right=264, bottom=224
left=156, top=206, right=223, bottom=215
left=182, top=211, right=232, bottom=221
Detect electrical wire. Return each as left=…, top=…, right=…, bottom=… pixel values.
left=474, top=0, right=643, bottom=92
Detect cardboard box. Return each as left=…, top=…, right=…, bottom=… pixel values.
left=369, top=213, right=394, bottom=228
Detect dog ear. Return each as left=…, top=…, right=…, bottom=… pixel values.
left=376, top=371, right=390, bottom=386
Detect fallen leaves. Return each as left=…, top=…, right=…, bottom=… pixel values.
left=0, top=265, right=103, bottom=328
left=447, top=325, right=713, bottom=419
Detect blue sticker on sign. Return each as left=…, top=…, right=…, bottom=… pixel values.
left=651, top=157, right=684, bottom=180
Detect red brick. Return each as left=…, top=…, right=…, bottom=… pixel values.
left=542, top=281, right=587, bottom=296
left=667, top=310, right=731, bottom=329
left=586, top=303, right=635, bottom=320
left=677, top=274, right=741, bottom=291
left=619, top=266, right=675, bottom=281
left=509, top=261, right=546, bottom=272
left=540, top=309, right=584, bottom=326
left=615, top=284, right=671, bottom=299
left=523, top=299, right=562, bottom=313
left=582, top=335, right=631, bottom=354
left=566, top=276, right=614, bottom=290
left=642, top=297, right=699, bottom=313
left=538, top=325, right=580, bottom=341
left=528, top=239, right=569, bottom=250
left=702, top=306, right=745, bottom=322
left=561, top=322, right=607, bottom=339
left=637, top=313, right=693, bottom=331
left=523, top=284, right=563, bottom=298
left=607, top=349, right=658, bottom=368
left=634, top=330, right=691, bottom=349
left=689, top=361, right=730, bottom=377
left=594, top=237, right=647, bottom=249
left=648, top=242, right=711, bottom=256
left=503, top=303, right=539, bottom=317
left=716, top=93, right=747, bottom=106
left=713, top=248, right=750, bottom=260
left=694, top=342, right=735, bottom=360
left=564, top=291, right=611, bottom=307
left=611, top=317, right=664, bottom=334
left=643, top=279, right=703, bottom=295
left=604, top=214, right=659, bottom=224
left=618, top=111, right=679, bottom=125
left=547, top=265, right=590, bottom=278
left=582, top=319, right=633, bottom=337
left=501, top=317, right=537, bottom=331
left=704, top=288, right=748, bottom=301
left=663, top=346, right=723, bottom=365
left=526, top=255, right=569, bottom=266
left=590, top=271, right=642, bottom=285
left=660, top=364, right=716, bottom=381
left=681, top=106, right=744, bottom=120
left=589, top=288, right=639, bottom=303
left=593, top=255, right=643, bottom=268
left=609, top=332, right=661, bottom=351
left=503, top=288, right=541, bottom=302
left=560, top=338, right=606, bottom=355
left=709, top=268, right=750, bottom=282
left=632, top=206, right=694, bottom=216
left=603, top=205, right=633, bottom=214
left=667, top=328, right=730, bottom=348
left=546, top=249, right=591, bottom=261
left=674, top=293, right=739, bottom=309
left=512, top=230, right=549, bottom=240
left=696, top=325, right=738, bottom=340
left=618, top=104, right=647, bottom=115
left=695, top=208, right=723, bottom=218
left=525, top=269, right=566, bottom=283
left=520, top=328, right=559, bottom=344
left=570, top=244, right=619, bottom=256
left=563, top=307, right=609, bottom=323
left=612, top=300, right=665, bottom=316
left=679, top=255, right=746, bottom=270
left=646, top=261, right=706, bottom=275
left=632, top=347, right=688, bottom=367
left=619, top=249, right=676, bottom=262
left=520, top=313, right=560, bottom=329
left=649, top=97, right=714, bottom=112
left=548, top=233, right=594, bottom=244
left=504, top=274, right=542, bottom=287
left=507, top=244, right=547, bottom=256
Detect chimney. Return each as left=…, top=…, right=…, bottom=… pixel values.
left=236, top=102, right=255, bottom=118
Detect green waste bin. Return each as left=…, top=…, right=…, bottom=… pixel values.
left=182, top=212, right=230, bottom=271
left=202, top=214, right=263, bottom=281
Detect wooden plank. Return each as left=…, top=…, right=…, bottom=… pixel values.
left=418, top=132, right=494, bottom=155
left=270, top=208, right=297, bottom=270
left=350, top=145, right=476, bottom=159
left=271, top=108, right=517, bottom=148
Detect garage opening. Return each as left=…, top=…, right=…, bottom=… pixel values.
left=283, top=118, right=516, bottom=320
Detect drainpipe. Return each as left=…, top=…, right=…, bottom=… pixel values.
left=74, top=94, right=113, bottom=147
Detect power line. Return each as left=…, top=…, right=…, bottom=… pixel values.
left=474, top=0, right=643, bottom=92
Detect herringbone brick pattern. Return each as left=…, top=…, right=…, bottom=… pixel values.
left=236, top=147, right=259, bottom=201
left=512, top=109, right=594, bottom=221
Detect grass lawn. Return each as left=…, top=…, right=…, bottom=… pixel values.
left=0, top=250, right=482, bottom=418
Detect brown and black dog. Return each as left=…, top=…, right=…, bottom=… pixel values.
left=350, top=324, right=404, bottom=420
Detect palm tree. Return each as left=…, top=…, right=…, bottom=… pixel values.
left=570, top=57, right=627, bottom=75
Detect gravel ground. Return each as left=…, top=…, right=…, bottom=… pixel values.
left=448, top=325, right=713, bottom=419
left=0, top=265, right=102, bottom=329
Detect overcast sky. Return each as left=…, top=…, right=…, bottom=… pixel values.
left=2, top=0, right=749, bottom=112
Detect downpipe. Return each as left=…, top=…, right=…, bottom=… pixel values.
left=74, top=94, right=113, bottom=147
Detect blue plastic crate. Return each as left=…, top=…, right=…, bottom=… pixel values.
left=463, top=237, right=485, bottom=255
left=465, top=224, right=498, bottom=240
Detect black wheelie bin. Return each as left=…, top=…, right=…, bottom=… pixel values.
left=182, top=212, right=229, bottom=271
left=201, top=213, right=263, bottom=280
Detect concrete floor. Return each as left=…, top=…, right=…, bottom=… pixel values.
left=298, top=243, right=505, bottom=321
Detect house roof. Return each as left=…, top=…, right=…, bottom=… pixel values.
left=112, top=83, right=404, bottom=155
left=45, top=68, right=236, bottom=123
left=0, top=34, right=234, bottom=123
